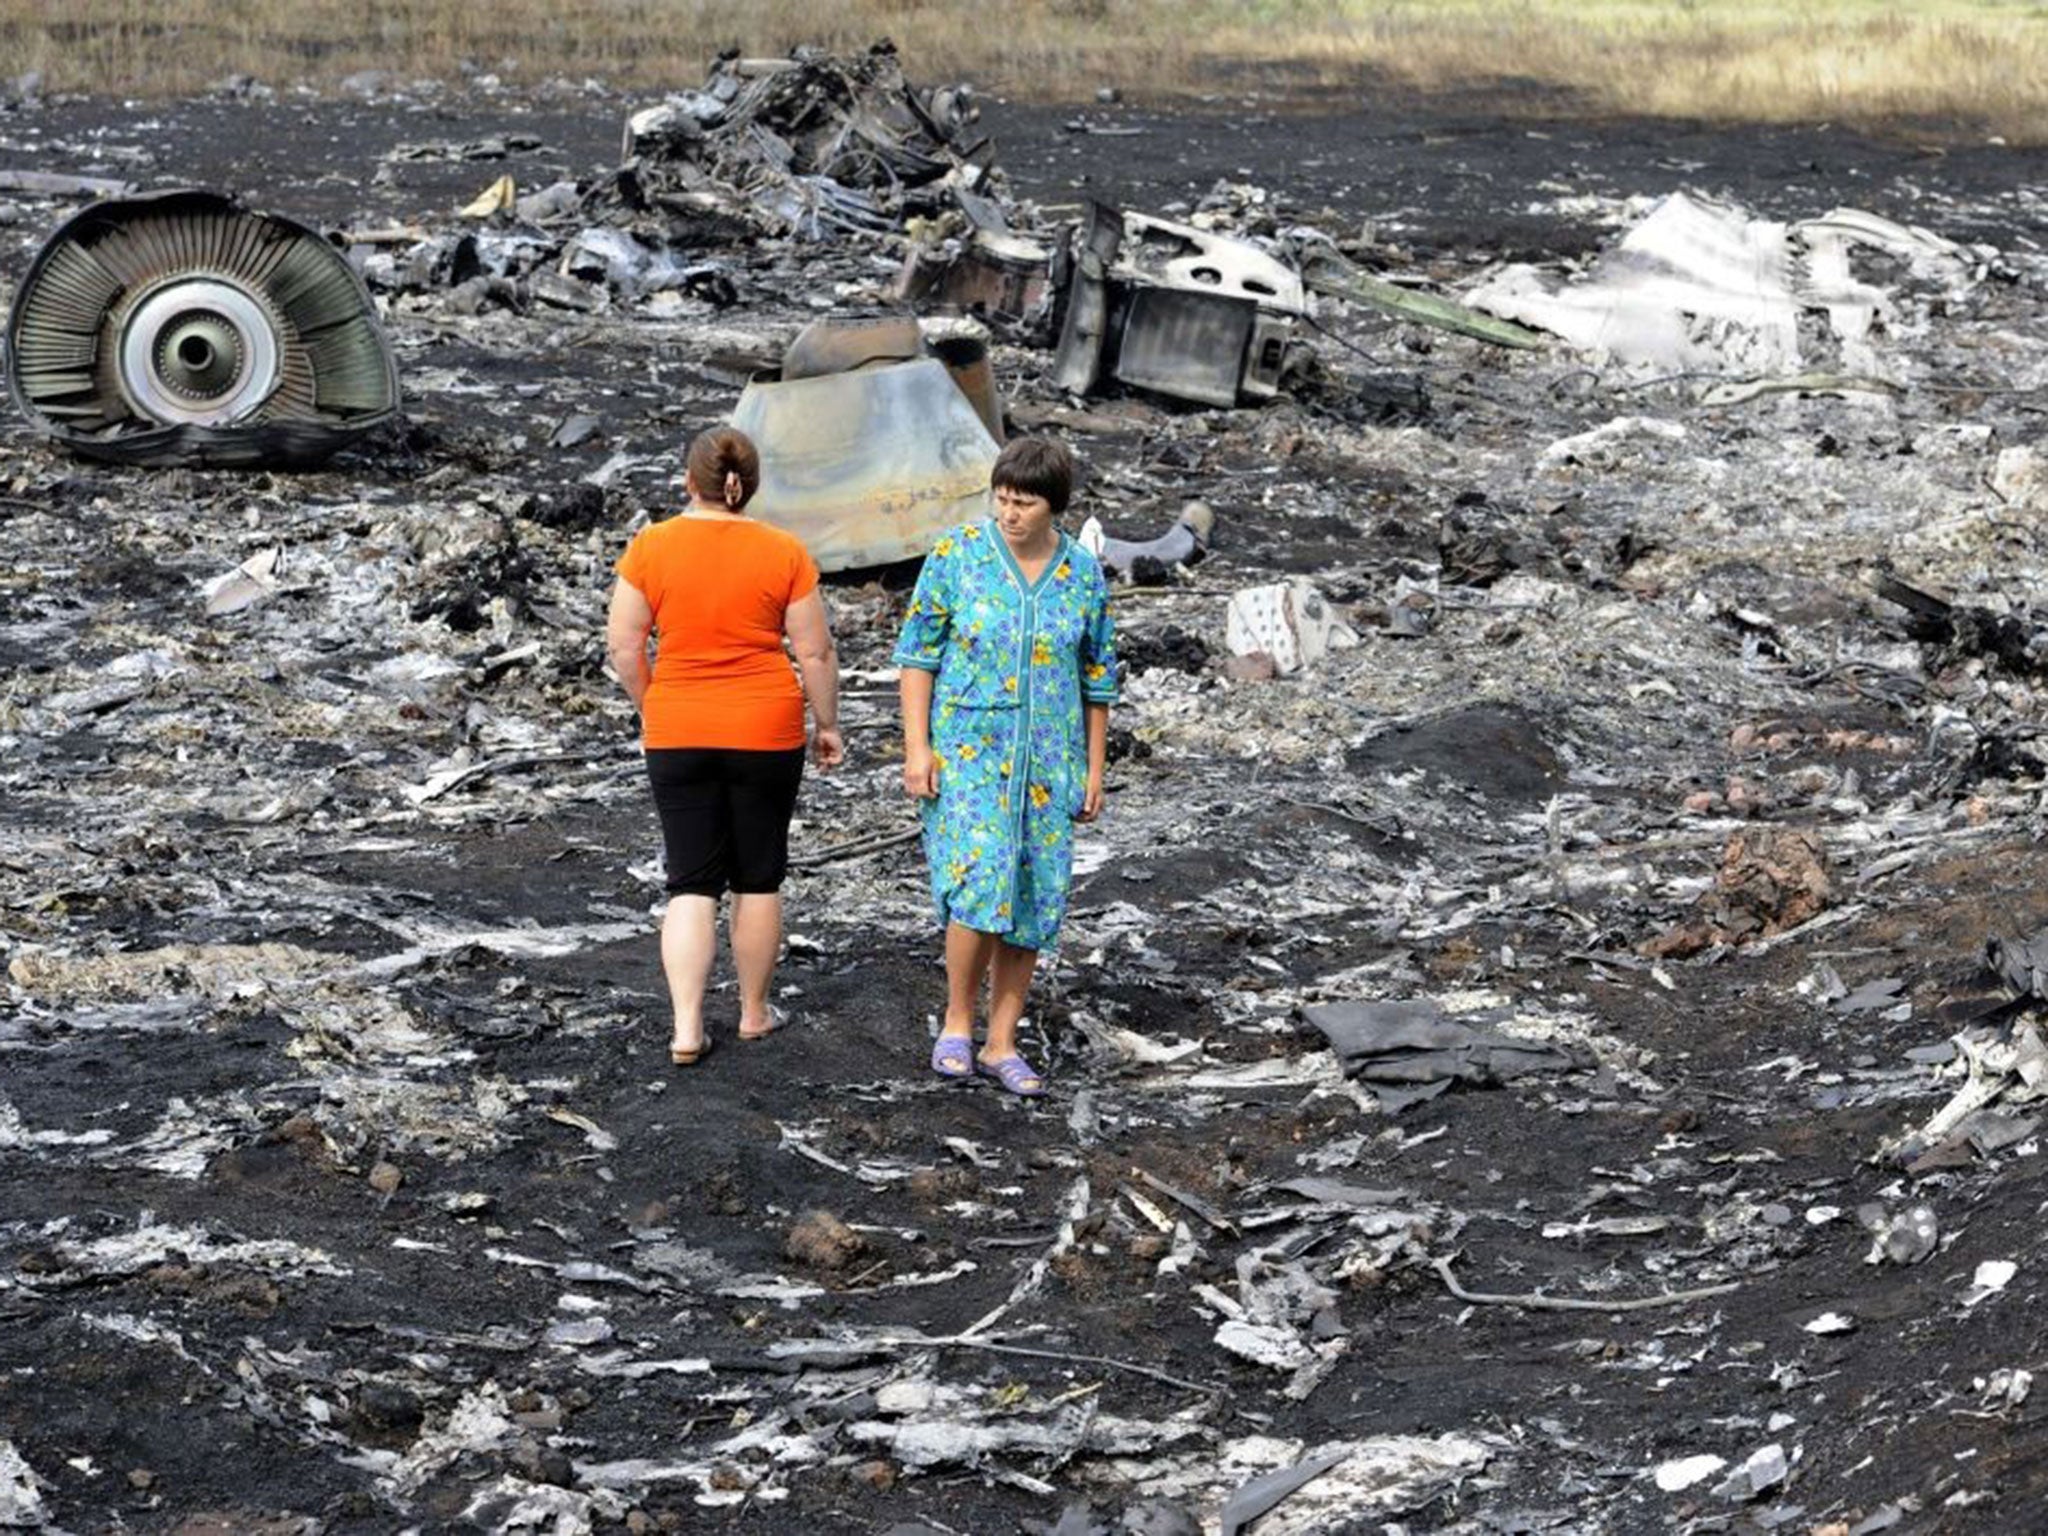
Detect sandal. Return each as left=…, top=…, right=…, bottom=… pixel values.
left=670, top=1031, right=714, bottom=1067
left=739, top=1004, right=786, bottom=1042
left=977, top=1053, right=1048, bottom=1098
left=931, top=1034, right=975, bottom=1080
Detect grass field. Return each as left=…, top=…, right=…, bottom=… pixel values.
left=5, top=0, right=2047, bottom=138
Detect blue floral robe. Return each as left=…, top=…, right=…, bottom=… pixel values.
left=894, top=519, right=1120, bottom=950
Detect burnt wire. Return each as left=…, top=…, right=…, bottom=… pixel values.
left=1299, top=309, right=1387, bottom=368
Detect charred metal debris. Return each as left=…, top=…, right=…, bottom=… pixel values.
left=9, top=37, right=2048, bottom=1536
left=6, top=41, right=1466, bottom=472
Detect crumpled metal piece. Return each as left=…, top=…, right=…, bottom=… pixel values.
left=1300, top=998, right=1584, bottom=1109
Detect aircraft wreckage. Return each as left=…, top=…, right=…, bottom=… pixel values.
left=4, top=188, right=400, bottom=467
left=10, top=39, right=2048, bottom=1535
left=1, top=46, right=1532, bottom=532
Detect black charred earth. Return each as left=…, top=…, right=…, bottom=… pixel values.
left=6, top=65, right=2048, bottom=1536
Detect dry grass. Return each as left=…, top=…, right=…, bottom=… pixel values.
left=6, top=0, right=2048, bottom=139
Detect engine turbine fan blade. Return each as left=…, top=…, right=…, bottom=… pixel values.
left=5, top=188, right=400, bottom=468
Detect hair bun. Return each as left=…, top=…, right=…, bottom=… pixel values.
left=687, top=425, right=760, bottom=511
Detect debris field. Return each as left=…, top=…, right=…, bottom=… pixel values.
left=6, top=53, right=2048, bottom=1536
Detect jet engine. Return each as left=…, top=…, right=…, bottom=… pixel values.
left=5, top=188, right=399, bottom=467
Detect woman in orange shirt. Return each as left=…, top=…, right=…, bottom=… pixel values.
left=606, top=427, right=844, bottom=1065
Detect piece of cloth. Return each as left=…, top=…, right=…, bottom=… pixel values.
left=1300, top=999, right=1584, bottom=1111
left=615, top=516, right=819, bottom=750
left=645, top=746, right=806, bottom=896
left=894, top=519, right=1119, bottom=951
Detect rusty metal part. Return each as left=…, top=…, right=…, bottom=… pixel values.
left=924, top=325, right=1005, bottom=444
left=1114, top=288, right=1266, bottom=409
left=781, top=316, right=925, bottom=381
left=897, top=229, right=1052, bottom=324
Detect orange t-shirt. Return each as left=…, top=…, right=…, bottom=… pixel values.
left=615, top=515, right=820, bottom=751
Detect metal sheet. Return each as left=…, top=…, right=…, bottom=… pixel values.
left=1241, top=310, right=1296, bottom=401
left=1051, top=202, right=1125, bottom=397
left=1117, top=210, right=1307, bottom=313
left=925, top=329, right=1006, bottom=444
left=730, top=357, right=1000, bottom=571
left=1112, top=287, right=1256, bottom=409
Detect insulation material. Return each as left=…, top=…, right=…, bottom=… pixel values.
left=1469, top=191, right=1981, bottom=376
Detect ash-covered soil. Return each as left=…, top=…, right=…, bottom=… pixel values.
left=6, top=74, right=2048, bottom=1536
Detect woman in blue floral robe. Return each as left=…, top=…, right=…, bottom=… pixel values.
left=895, top=438, right=1119, bottom=1095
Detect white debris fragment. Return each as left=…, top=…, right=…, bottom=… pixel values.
left=1214, top=1318, right=1319, bottom=1372
left=545, top=1108, right=619, bottom=1153
left=1887, top=1024, right=2048, bottom=1164
left=1803, top=1312, right=1857, bottom=1335
left=1714, top=1443, right=1788, bottom=1500
left=0, top=1098, right=116, bottom=1151
left=0, top=1439, right=49, bottom=1528
left=575, top=1353, right=711, bottom=1380
left=461, top=1476, right=631, bottom=1535
left=1469, top=190, right=1977, bottom=375
left=1212, top=1434, right=1493, bottom=1533
left=875, top=1380, right=935, bottom=1415
left=1224, top=580, right=1356, bottom=675
left=42, top=647, right=180, bottom=718
left=848, top=1401, right=1204, bottom=1470
left=1992, top=445, right=2048, bottom=513
left=545, top=1316, right=616, bottom=1347
left=1653, top=1453, right=1727, bottom=1492
left=79, top=1312, right=191, bottom=1352
left=1541, top=1215, right=1671, bottom=1239
left=359, top=919, right=645, bottom=976
left=28, top=1225, right=349, bottom=1285
left=201, top=545, right=282, bottom=616
left=1536, top=415, right=1687, bottom=470
left=1863, top=1203, right=1939, bottom=1266
left=1181, top=1055, right=1352, bottom=1093
left=116, top=1095, right=248, bottom=1180
left=713, top=1275, right=825, bottom=1304
left=1963, top=1259, right=2018, bottom=1307
left=387, top=1384, right=520, bottom=1493
left=366, top=650, right=466, bottom=694
left=1159, top=1220, right=1204, bottom=1279
left=942, top=1135, right=1000, bottom=1168
left=1978, top=1368, right=2033, bottom=1408
left=565, top=1455, right=716, bottom=1492
left=1067, top=1009, right=1205, bottom=1066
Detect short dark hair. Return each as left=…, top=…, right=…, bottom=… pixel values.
left=990, top=436, right=1074, bottom=515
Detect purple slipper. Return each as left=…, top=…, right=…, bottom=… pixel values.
left=931, top=1034, right=975, bottom=1079
left=977, top=1054, right=1048, bottom=1098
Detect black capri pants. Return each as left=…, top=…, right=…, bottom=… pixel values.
left=645, top=747, right=806, bottom=897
